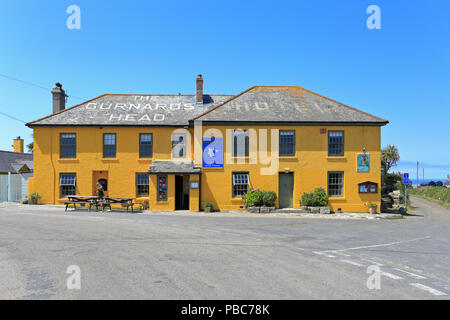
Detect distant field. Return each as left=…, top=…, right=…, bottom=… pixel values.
left=409, top=187, right=450, bottom=209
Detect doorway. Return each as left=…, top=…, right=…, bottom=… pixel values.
left=278, top=172, right=293, bottom=208
left=93, top=171, right=108, bottom=197
left=175, top=175, right=190, bottom=210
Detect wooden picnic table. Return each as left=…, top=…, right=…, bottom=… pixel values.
left=65, top=195, right=135, bottom=212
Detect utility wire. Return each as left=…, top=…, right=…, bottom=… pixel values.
left=0, top=72, right=87, bottom=101
left=0, top=110, right=27, bottom=123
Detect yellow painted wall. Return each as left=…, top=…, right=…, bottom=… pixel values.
left=29, top=124, right=381, bottom=212
left=199, top=125, right=381, bottom=212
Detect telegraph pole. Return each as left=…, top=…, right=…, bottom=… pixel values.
left=423, top=168, right=425, bottom=186
left=417, top=161, right=419, bottom=188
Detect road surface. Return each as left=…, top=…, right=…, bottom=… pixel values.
left=0, top=196, right=448, bottom=299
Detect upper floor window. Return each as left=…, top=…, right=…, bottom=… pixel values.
left=139, top=133, right=153, bottom=158
left=328, top=131, right=344, bottom=156
left=60, top=133, right=76, bottom=158
left=279, top=130, right=295, bottom=156
left=103, top=133, right=116, bottom=158
left=172, top=133, right=186, bottom=158
left=328, top=171, right=344, bottom=197
left=136, top=173, right=149, bottom=197
left=232, top=130, right=249, bottom=157
left=60, top=173, right=76, bottom=197
left=232, top=172, right=249, bottom=197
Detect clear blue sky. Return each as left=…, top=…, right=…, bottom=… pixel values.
left=1, top=0, right=449, bottom=179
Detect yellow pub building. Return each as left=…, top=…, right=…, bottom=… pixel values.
left=26, top=75, right=388, bottom=212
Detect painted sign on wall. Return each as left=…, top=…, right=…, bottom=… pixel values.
left=357, top=154, right=370, bottom=172
left=202, top=137, right=223, bottom=168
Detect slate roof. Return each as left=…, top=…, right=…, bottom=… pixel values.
left=0, top=150, right=33, bottom=173
left=193, top=86, right=388, bottom=124
left=148, top=161, right=201, bottom=174
left=26, top=86, right=387, bottom=127
left=27, top=94, right=232, bottom=127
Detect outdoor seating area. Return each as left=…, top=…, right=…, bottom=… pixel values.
left=64, top=195, right=135, bottom=212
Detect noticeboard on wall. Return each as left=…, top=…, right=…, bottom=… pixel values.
left=357, top=154, right=370, bottom=172
left=190, top=181, right=199, bottom=189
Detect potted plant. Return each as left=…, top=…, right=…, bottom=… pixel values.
left=368, top=202, right=377, bottom=214
left=29, top=192, right=41, bottom=205
left=204, top=202, right=213, bottom=212
left=142, top=199, right=149, bottom=210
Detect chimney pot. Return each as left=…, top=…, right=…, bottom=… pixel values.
left=196, top=74, right=203, bottom=104
left=51, top=82, right=66, bottom=113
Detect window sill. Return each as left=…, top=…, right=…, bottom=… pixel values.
left=58, top=158, right=79, bottom=162
left=101, top=158, right=119, bottom=162
left=138, top=158, right=153, bottom=161
left=231, top=197, right=244, bottom=201
left=279, top=156, right=298, bottom=161
left=328, top=197, right=346, bottom=201
left=327, top=156, right=347, bottom=161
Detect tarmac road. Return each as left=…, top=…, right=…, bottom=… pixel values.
left=0, top=196, right=448, bottom=299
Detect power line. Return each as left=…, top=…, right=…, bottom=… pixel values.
left=0, top=72, right=87, bottom=101
left=0, top=110, right=27, bottom=124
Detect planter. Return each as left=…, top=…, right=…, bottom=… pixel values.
left=369, top=206, right=377, bottom=214
left=247, top=206, right=275, bottom=213
left=205, top=206, right=213, bottom=213
left=304, top=206, right=331, bottom=214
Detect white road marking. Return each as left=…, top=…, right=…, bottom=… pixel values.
left=410, top=283, right=447, bottom=296
left=360, top=258, right=383, bottom=266
left=340, top=259, right=363, bottom=267
left=380, top=271, right=403, bottom=280
left=393, top=268, right=426, bottom=280
left=313, top=251, right=335, bottom=258
left=324, top=236, right=431, bottom=253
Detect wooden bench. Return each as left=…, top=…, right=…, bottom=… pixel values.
left=64, top=201, right=93, bottom=211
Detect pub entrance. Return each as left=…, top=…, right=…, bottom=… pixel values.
left=175, top=175, right=190, bottom=210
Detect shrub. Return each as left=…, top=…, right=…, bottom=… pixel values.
left=262, top=191, right=277, bottom=207
left=205, top=202, right=213, bottom=208
left=301, top=192, right=315, bottom=206
left=244, top=189, right=277, bottom=207
left=312, top=188, right=328, bottom=206
left=301, top=188, right=328, bottom=207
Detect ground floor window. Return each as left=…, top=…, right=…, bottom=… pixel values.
left=157, top=175, right=168, bottom=201
left=60, top=173, right=76, bottom=198
left=136, top=173, right=149, bottom=197
left=328, top=171, right=344, bottom=197
left=232, top=172, right=249, bottom=197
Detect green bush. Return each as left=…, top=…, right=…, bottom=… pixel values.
left=301, top=188, right=328, bottom=207
left=301, top=192, right=315, bottom=206
left=262, top=191, right=277, bottom=207
left=312, top=188, right=328, bottom=206
left=244, top=189, right=277, bottom=207
left=243, top=189, right=264, bottom=207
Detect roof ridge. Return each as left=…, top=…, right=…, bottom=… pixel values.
left=191, top=85, right=388, bottom=123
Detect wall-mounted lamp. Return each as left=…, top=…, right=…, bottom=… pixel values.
left=362, top=146, right=366, bottom=153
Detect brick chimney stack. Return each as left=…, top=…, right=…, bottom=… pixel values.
left=196, top=74, right=203, bottom=104
left=13, top=136, right=24, bottom=153
left=51, top=82, right=66, bottom=113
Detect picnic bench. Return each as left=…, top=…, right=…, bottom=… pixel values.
left=65, top=196, right=135, bottom=212
left=64, top=196, right=99, bottom=211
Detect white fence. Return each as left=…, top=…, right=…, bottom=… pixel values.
left=0, top=172, right=32, bottom=202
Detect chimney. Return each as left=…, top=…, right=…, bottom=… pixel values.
left=196, top=74, right=203, bottom=104
left=13, top=136, right=24, bottom=153
left=51, top=82, right=66, bottom=113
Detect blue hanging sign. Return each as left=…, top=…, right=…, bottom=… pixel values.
left=202, top=137, right=223, bottom=168
left=357, top=154, right=370, bottom=172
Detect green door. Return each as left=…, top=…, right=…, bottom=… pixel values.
left=278, top=173, right=293, bottom=208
